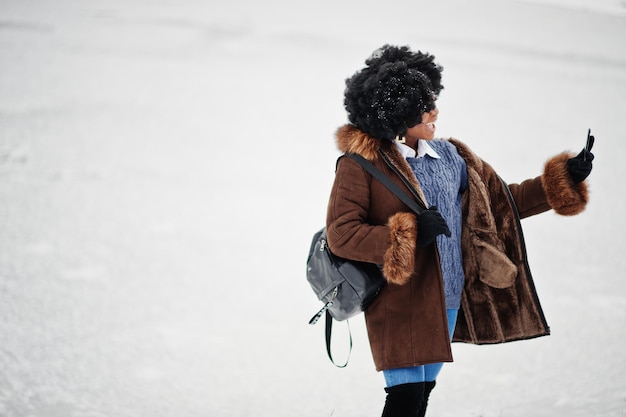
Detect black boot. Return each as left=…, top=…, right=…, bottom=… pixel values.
left=381, top=382, right=425, bottom=417
left=417, top=380, right=436, bottom=417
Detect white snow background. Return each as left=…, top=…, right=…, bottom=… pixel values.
left=1, top=0, right=625, bottom=416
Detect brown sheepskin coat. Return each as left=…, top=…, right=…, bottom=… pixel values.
left=326, top=125, right=589, bottom=371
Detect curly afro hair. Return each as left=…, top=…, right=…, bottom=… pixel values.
left=344, top=44, right=443, bottom=141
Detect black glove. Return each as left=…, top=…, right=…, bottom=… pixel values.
left=566, top=129, right=595, bottom=184
left=416, top=206, right=451, bottom=247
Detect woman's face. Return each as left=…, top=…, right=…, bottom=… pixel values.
left=405, top=106, right=439, bottom=143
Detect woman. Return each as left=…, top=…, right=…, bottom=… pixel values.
left=325, top=45, right=594, bottom=417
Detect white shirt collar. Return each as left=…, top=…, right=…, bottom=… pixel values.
left=394, top=140, right=441, bottom=159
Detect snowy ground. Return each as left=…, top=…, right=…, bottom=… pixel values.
left=1, top=0, right=625, bottom=416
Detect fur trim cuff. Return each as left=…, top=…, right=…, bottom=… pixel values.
left=542, top=152, right=589, bottom=216
left=383, top=212, right=417, bottom=285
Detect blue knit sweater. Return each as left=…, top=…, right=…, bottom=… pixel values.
left=406, top=140, right=468, bottom=309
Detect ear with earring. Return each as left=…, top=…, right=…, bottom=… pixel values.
left=395, top=135, right=406, bottom=144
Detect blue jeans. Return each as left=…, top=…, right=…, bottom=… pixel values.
left=383, top=309, right=458, bottom=387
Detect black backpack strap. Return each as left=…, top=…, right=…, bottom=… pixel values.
left=377, top=150, right=428, bottom=208
left=345, top=152, right=426, bottom=215
left=325, top=310, right=352, bottom=368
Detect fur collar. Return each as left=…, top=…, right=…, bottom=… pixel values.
left=335, top=124, right=381, bottom=161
